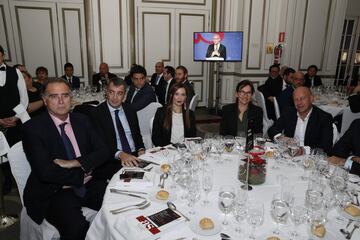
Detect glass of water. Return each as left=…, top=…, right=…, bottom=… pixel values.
left=218, top=185, right=236, bottom=225
left=271, top=192, right=290, bottom=235
left=247, top=201, right=264, bottom=240
left=201, top=168, right=214, bottom=206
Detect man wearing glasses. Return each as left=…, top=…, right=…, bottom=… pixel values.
left=206, top=33, right=227, bottom=60
left=22, top=78, right=109, bottom=239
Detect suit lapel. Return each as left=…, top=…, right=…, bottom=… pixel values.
left=44, top=112, right=68, bottom=159
left=288, top=110, right=298, bottom=137
left=304, top=107, right=317, bottom=145
left=100, top=102, right=117, bottom=148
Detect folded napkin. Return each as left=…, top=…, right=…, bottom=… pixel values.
left=13, top=104, right=31, bottom=123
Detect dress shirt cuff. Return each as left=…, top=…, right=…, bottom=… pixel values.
left=13, top=104, right=31, bottom=123
left=273, top=133, right=282, bottom=141
left=344, top=156, right=354, bottom=171
left=115, top=150, right=121, bottom=160
left=303, top=146, right=311, bottom=155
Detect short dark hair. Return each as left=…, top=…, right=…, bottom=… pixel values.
left=0, top=45, right=4, bottom=55
left=36, top=66, right=48, bottom=75
left=269, top=64, right=280, bottom=72
left=284, top=67, right=296, bottom=76
left=164, top=65, right=175, bottom=78
left=176, top=65, right=188, bottom=76
left=108, top=77, right=127, bottom=89
left=64, top=62, right=74, bottom=70
left=307, top=65, right=318, bottom=72
left=236, top=80, right=255, bottom=94
left=130, top=65, right=147, bottom=78
left=42, top=78, right=71, bottom=95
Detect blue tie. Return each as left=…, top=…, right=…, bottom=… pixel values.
left=114, top=110, right=132, bottom=153
left=59, top=123, right=86, bottom=198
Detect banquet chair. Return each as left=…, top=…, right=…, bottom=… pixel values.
left=7, top=141, right=97, bottom=240
left=137, top=102, right=162, bottom=149
left=273, top=97, right=281, bottom=120
left=254, top=91, right=274, bottom=138
left=339, top=107, right=360, bottom=138
left=332, top=123, right=339, bottom=145
left=189, top=94, right=199, bottom=111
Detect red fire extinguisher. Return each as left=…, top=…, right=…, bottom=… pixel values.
left=274, top=44, right=283, bottom=64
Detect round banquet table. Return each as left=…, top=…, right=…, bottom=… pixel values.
left=86, top=147, right=359, bottom=240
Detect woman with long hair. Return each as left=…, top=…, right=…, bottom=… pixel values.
left=152, top=83, right=196, bottom=146
left=220, top=80, right=263, bottom=136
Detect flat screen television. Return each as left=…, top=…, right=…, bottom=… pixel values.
left=193, top=31, right=243, bottom=62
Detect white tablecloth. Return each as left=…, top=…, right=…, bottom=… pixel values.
left=317, top=104, right=346, bottom=117
left=86, top=150, right=359, bottom=240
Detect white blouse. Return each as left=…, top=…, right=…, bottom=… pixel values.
left=170, top=112, right=184, bottom=144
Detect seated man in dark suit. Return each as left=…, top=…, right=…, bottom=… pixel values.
left=150, top=61, right=164, bottom=87
left=304, top=65, right=322, bottom=88
left=157, top=66, right=176, bottom=105
left=277, top=70, right=304, bottom=113
left=258, top=64, right=285, bottom=120
left=91, top=77, right=145, bottom=179
left=92, top=62, right=117, bottom=92
left=268, top=86, right=333, bottom=155
left=61, top=62, right=80, bottom=89
left=125, top=65, right=156, bottom=111
left=205, top=33, right=226, bottom=60
left=175, top=65, right=195, bottom=108
left=22, top=78, right=110, bottom=239
left=328, top=119, right=360, bottom=176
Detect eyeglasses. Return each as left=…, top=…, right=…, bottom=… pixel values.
left=46, top=93, right=72, bottom=101
left=238, top=91, right=252, bottom=97
left=108, top=90, right=125, bottom=97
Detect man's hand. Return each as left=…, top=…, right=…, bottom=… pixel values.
left=327, top=156, right=346, bottom=166
left=119, top=152, right=139, bottom=167
left=211, top=51, right=219, bottom=57
left=138, top=149, right=145, bottom=156
left=267, top=96, right=274, bottom=102
left=0, top=117, right=18, bottom=127
left=352, top=156, right=360, bottom=163
left=54, top=159, right=81, bottom=168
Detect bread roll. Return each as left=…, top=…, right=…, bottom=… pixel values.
left=311, top=224, right=326, bottom=238
left=156, top=190, right=169, bottom=200
left=266, top=237, right=280, bottom=240
left=160, top=164, right=170, bottom=173
left=344, top=204, right=360, bottom=217
left=199, top=217, right=214, bottom=230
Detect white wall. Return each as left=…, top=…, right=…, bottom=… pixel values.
left=346, top=0, right=360, bottom=17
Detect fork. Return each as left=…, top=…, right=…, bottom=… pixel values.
left=111, top=202, right=151, bottom=214
left=110, top=200, right=148, bottom=213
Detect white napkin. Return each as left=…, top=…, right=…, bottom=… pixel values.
left=13, top=104, right=31, bottom=123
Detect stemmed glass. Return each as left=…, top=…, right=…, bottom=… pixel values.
left=289, top=203, right=307, bottom=239
left=201, top=168, right=213, bottom=206
left=201, top=140, right=211, bottom=166
left=218, top=185, right=236, bottom=225
left=300, top=156, right=314, bottom=180
left=247, top=201, right=264, bottom=240
left=168, top=156, right=180, bottom=189
left=233, top=188, right=248, bottom=234
left=235, top=136, right=245, bottom=153
left=187, top=177, right=201, bottom=215
left=271, top=192, right=290, bottom=235
left=214, top=138, right=225, bottom=164
left=223, top=135, right=235, bottom=152
left=175, top=166, right=192, bottom=200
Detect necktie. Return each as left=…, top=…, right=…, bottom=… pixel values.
left=0, top=66, right=5, bottom=71
left=59, top=123, right=86, bottom=198
left=68, top=77, right=72, bottom=85
left=114, top=110, right=132, bottom=153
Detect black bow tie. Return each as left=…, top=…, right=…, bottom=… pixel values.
left=0, top=66, right=5, bottom=71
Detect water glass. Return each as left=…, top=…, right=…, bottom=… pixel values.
left=187, top=177, right=201, bottom=215
left=201, top=168, right=213, bottom=206
left=289, top=204, right=307, bottom=239
left=247, top=201, right=264, bottom=239
left=271, top=192, right=290, bottom=235
left=218, top=185, right=235, bottom=225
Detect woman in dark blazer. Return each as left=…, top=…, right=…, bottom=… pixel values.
left=220, top=80, right=263, bottom=136
left=152, top=83, right=196, bottom=146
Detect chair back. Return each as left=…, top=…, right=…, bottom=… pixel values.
left=273, top=97, right=281, bottom=120
left=149, top=116, right=155, bottom=136
left=340, top=107, right=360, bottom=138
left=189, top=95, right=199, bottom=111
left=254, top=90, right=274, bottom=137
left=7, top=141, right=29, bottom=204
left=332, top=123, right=339, bottom=145
left=137, top=102, right=162, bottom=149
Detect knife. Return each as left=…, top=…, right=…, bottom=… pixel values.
left=110, top=188, right=147, bottom=195
left=109, top=189, right=147, bottom=199
left=138, top=159, right=160, bottom=166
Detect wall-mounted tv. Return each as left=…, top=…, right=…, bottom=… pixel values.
left=193, top=31, right=243, bottom=62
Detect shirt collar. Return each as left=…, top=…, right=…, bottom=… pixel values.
left=0, top=63, right=6, bottom=69
left=107, top=101, right=123, bottom=113
left=49, top=112, right=70, bottom=126
left=297, top=107, right=313, bottom=121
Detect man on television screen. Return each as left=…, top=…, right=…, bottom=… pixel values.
left=206, top=33, right=226, bottom=60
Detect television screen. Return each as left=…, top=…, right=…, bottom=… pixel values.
left=193, top=31, right=243, bottom=62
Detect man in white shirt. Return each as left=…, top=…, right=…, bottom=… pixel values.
left=268, top=86, right=333, bottom=155
left=158, top=66, right=176, bottom=105
left=0, top=45, right=28, bottom=194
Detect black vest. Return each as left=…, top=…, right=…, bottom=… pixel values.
left=0, top=66, right=20, bottom=118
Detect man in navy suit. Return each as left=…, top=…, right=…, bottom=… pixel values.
left=61, top=62, right=80, bottom=89
left=22, top=78, right=109, bottom=239
left=268, top=86, right=333, bottom=155
left=206, top=33, right=226, bottom=60
left=125, top=65, right=156, bottom=111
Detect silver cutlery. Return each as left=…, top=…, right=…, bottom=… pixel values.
left=341, top=219, right=354, bottom=236
left=158, top=174, right=165, bottom=187
left=110, top=200, right=148, bottom=214
left=110, top=188, right=147, bottom=195
left=125, top=167, right=153, bottom=172
left=109, top=189, right=147, bottom=199
left=346, top=222, right=359, bottom=239
left=111, top=201, right=151, bottom=214
left=220, top=233, right=232, bottom=239
left=160, top=173, right=168, bottom=188
left=167, top=202, right=190, bottom=221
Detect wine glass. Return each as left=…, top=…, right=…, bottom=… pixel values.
left=201, top=168, right=213, bottom=206
left=271, top=192, right=290, bottom=235
left=214, top=138, right=225, bottom=164
left=218, top=185, right=235, bottom=225
left=187, top=177, right=201, bottom=215
left=201, top=140, right=211, bottom=165
left=247, top=201, right=264, bottom=240
left=235, top=136, right=245, bottom=153
left=300, top=156, right=314, bottom=180
left=233, top=202, right=247, bottom=234
left=223, top=135, right=235, bottom=153
left=289, top=204, right=307, bottom=239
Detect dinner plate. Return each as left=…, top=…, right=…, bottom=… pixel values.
left=149, top=188, right=176, bottom=204
left=348, top=173, right=360, bottom=183
left=189, top=212, right=222, bottom=236
left=256, top=232, right=292, bottom=240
